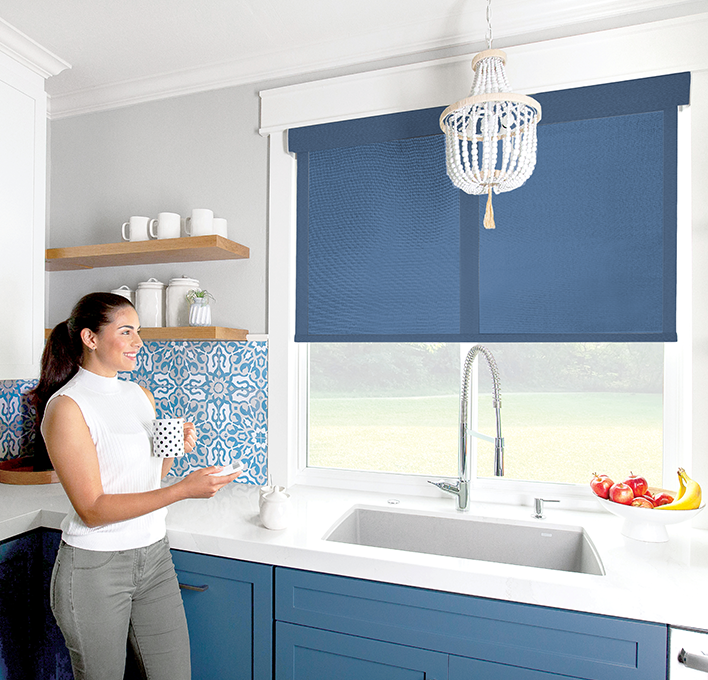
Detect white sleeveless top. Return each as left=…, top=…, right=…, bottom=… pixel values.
left=46, top=367, right=167, bottom=551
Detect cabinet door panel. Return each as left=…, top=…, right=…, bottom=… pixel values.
left=0, top=533, right=36, bottom=680
left=450, top=654, right=576, bottom=680
left=172, top=550, right=272, bottom=680
left=276, top=622, right=447, bottom=680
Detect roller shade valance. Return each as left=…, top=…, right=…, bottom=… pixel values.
left=289, top=72, right=690, bottom=343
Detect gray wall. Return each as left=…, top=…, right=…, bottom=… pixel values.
left=47, top=84, right=268, bottom=333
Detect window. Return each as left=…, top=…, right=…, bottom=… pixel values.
left=293, top=78, right=690, bottom=493
left=263, top=23, right=700, bottom=496
left=307, top=343, right=664, bottom=486
left=300, top=104, right=691, bottom=494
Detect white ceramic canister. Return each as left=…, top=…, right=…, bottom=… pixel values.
left=259, top=487, right=292, bottom=530
left=166, top=276, right=200, bottom=327
left=135, top=278, right=165, bottom=327
left=111, top=285, right=135, bottom=305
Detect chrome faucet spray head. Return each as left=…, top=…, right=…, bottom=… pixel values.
left=462, top=346, right=504, bottom=480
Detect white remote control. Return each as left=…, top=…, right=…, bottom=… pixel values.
left=210, top=461, right=245, bottom=477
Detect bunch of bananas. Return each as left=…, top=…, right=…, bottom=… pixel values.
left=656, top=468, right=702, bottom=510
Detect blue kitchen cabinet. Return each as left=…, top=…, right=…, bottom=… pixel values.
left=37, top=530, right=73, bottom=680
left=0, top=529, right=71, bottom=680
left=31, top=533, right=274, bottom=680
left=276, top=621, right=448, bottom=680
left=275, top=567, right=668, bottom=680
left=0, top=529, right=674, bottom=680
left=171, top=549, right=272, bottom=680
left=0, top=532, right=36, bottom=680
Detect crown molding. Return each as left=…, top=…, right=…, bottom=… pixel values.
left=46, top=0, right=705, bottom=120
left=0, top=17, right=70, bottom=80
left=259, top=12, right=708, bottom=134
left=47, top=56, right=290, bottom=120
left=46, top=28, right=463, bottom=120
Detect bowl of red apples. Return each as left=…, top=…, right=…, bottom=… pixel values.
left=590, top=472, right=704, bottom=542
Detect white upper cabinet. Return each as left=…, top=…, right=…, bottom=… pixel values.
left=0, top=21, right=69, bottom=379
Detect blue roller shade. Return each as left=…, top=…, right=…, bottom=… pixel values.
left=289, top=72, right=690, bottom=342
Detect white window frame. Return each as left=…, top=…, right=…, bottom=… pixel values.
left=262, top=15, right=707, bottom=508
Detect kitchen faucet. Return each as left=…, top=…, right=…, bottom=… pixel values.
left=429, top=345, right=504, bottom=511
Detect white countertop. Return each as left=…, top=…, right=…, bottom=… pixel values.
left=2, top=482, right=707, bottom=630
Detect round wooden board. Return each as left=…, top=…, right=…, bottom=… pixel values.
left=0, top=459, right=60, bottom=485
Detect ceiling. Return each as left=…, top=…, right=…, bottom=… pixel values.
left=0, top=0, right=706, bottom=118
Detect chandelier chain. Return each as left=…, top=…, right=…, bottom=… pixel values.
left=485, top=0, right=493, bottom=49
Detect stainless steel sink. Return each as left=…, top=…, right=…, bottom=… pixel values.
left=324, top=505, right=605, bottom=576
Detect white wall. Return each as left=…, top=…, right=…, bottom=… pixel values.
left=690, top=69, right=708, bottom=527
left=47, top=85, right=267, bottom=333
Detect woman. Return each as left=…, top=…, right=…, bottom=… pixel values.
left=33, top=292, right=240, bottom=680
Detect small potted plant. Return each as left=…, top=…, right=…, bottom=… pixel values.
left=186, top=289, right=215, bottom=326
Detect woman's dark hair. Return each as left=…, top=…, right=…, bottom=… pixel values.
left=30, top=292, right=134, bottom=469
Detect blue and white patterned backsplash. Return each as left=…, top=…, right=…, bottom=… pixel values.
left=0, top=341, right=268, bottom=485
left=0, top=378, right=37, bottom=459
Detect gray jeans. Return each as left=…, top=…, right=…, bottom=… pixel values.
left=51, top=536, right=191, bottom=680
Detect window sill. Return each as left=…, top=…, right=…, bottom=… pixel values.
left=295, top=466, right=601, bottom=512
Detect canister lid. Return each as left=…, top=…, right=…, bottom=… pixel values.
left=168, top=276, right=200, bottom=287
left=262, top=488, right=291, bottom=503
left=137, top=277, right=165, bottom=289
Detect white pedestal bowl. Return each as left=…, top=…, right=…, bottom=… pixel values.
left=597, top=498, right=704, bottom=542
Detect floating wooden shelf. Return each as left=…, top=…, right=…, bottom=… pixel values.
left=138, top=326, right=249, bottom=341
left=45, top=235, right=249, bottom=271
left=45, top=326, right=249, bottom=341
left=44, top=236, right=250, bottom=341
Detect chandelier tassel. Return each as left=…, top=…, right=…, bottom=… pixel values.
left=483, top=187, right=495, bottom=230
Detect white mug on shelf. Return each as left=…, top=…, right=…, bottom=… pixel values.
left=213, top=217, right=228, bottom=239
left=184, top=209, right=214, bottom=237
left=121, top=216, right=151, bottom=242
left=149, top=212, right=181, bottom=240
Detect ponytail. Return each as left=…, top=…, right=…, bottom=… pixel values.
left=29, top=292, right=133, bottom=470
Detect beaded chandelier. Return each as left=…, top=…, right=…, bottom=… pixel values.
left=439, top=0, right=542, bottom=229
